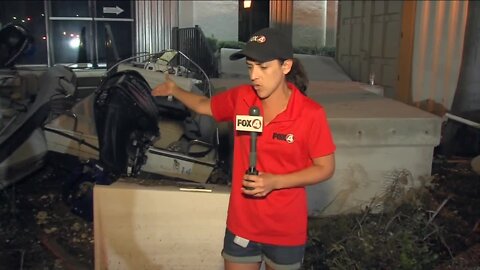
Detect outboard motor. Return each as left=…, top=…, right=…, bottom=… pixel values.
left=63, top=69, right=159, bottom=221
left=94, top=70, right=159, bottom=178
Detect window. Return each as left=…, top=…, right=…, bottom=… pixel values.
left=48, top=0, right=134, bottom=67
left=0, top=0, right=134, bottom=67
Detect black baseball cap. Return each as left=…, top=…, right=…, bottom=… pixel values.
left=229, top=27, right=293, bottom=62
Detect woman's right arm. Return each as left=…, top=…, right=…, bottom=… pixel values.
left=151, top=73, right=213, bottom=116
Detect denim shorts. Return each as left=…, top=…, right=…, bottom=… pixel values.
left=221, top=229, right=305, bottom=270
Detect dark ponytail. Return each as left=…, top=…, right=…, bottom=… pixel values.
left=286, top=58, right=308, bottom=95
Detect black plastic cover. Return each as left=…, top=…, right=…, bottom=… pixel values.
left=94, top=70, right=159, bottom=177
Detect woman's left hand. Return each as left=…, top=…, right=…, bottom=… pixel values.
left=241, top=172, right=277, bottom=197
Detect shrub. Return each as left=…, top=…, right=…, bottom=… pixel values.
left=217, top=41, right=245, bottom=50
left=293, top=46, right=336, bottom=57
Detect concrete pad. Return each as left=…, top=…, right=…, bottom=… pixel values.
left=219, top=48, right=352, bottom=81
left=94, top=180, right=229, bottom=269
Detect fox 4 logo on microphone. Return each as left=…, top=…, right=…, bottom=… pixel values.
left=235, top=115, right=263, bottom=132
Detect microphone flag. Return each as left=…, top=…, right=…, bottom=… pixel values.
left=235, top=115, right=263, bottom=132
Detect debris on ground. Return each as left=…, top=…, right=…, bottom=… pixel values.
left=1, top=153, right=479, bottom=269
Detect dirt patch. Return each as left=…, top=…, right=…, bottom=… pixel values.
left=0, top=153, right=479, bottom=269
left=0, top=154, right=93, bottom=269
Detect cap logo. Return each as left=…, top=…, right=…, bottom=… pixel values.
left=249, top=35, right=266, bottom=44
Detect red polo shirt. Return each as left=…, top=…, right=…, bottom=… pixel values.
left=211, top=83, right=335, bottom=246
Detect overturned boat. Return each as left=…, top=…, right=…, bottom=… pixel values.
left=0, top=24, right=78, bottom=188
left=44, top=51, right=226, bottom=184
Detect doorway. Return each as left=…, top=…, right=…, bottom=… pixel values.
left=238, top=0, right=269, bottom=42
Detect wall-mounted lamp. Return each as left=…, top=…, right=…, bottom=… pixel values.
left=244, top=0, right=251, bottom=9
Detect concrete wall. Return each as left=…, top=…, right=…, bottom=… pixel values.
left=178, top=1, right=238, bottom=42
left=292, top=0, right=337, bottom=49
left=135, top=1, right=180, bottom=54
left=335, top=1, right=403, bottom=98
left=292, top=1, right=327, bottom=48
left=178, top=1, right=194, bottom=28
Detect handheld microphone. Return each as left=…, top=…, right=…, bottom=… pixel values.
left=247, top=106, right=260, bottom=177
left=234, top=106, right=263, bottom=190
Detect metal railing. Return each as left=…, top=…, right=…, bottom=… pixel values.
left=171, top=25, right=218, bottom=78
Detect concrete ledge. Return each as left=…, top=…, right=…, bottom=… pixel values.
left=307, top=81, right=441, bottom=147
left=94, top=180, right=229, bottom=269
